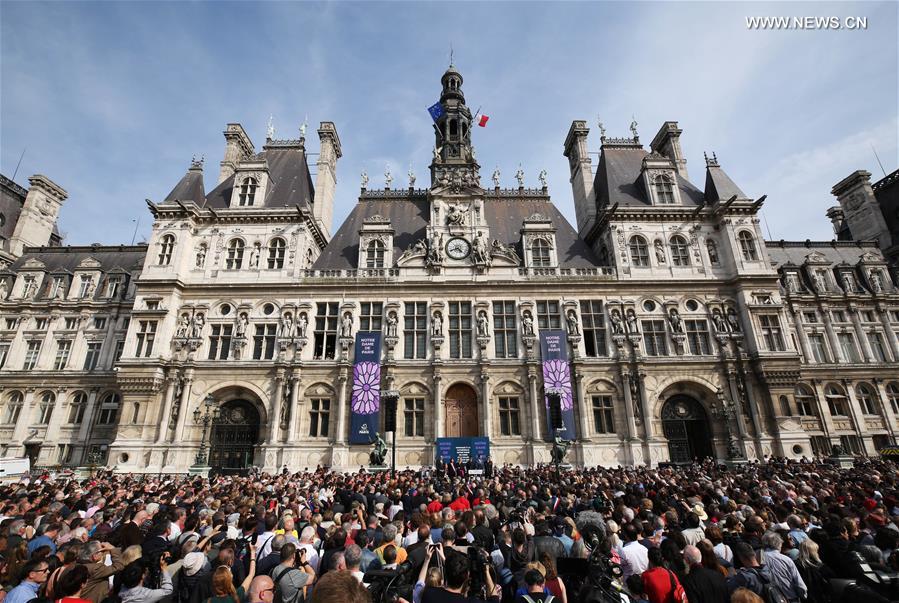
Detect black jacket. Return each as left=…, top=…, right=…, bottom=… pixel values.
left=682, top=564, right=729, bottom=603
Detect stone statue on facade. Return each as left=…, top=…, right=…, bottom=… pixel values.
left=668, top=308, right=683, bottom=333
left=538, top=169, right=548, bottom=189
left=427, top=232, right=444, bottom=268
left=249, top=243, right=261, bottom=268
left=432, top=146, right=442, bottom=164
left=386, top=312, right=398, bottom=337
left=654, top=240, right=666, bottom=263
left=472, top=231, right=490, bottom=265
left=630, top=118, right=639, bottom=139
left=841, top=272, right=855, bottom=293
left=369, top=432, right=388, bottom=466
left=235, top=312, right=249, bottom=337
left=195, top=244, right=207, bottom=269
left=297, top=313, right=308, bottom=338
left=626, top=309, right=639, bottom=333
left=870, top=270, right=883, bottom=292
left=446, top=203, right=465, bottom=226
left=361, top=170, right=369, bottom=189
left=706, top=239, right=719, bottom=264
left=711, top=308, right=728, bottom=332
left=477, top=311, right=489, bottom=337
left=550, top=435, right=571, bottom=465
left=492, top=167, right=501, bottom=188
left=280, top=312, right=294, bottom=337
left=190, top=312, right=205, bottom=339
left=408, top=165, right=416, bottom=188
left=610, top=309, right=624, bottom=335
left=384, top=166, right=393, bottom=188
left=0, top=279, right=9, bottom=300
left=726, top=308, right=741, bottom=332
left=785, top=273, right=798, bottom=293
left=521, top=312, right=535, bottom=337
left=515, top=166, right=525, bottom=188
left=814, top=271, right=827, bottom=293
left=340, top=312, right=353, bottom=338
left=176, top=314, right=190, bottom=338
left=54, top=280, right=66, bottom=299
left=566, top=310, right=580, bottom=336
left=432, top=311, right=443, bottom=337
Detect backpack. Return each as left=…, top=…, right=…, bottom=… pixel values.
left=749, top=568, right=789, bottom=603
left=666, top=569, right=688, bottom=603
left=521, top=596, right=554, bottom=603
left=272, top=566, right=305, bottom=603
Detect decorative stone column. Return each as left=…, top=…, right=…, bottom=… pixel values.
left=528, top=366, right=541, bottom=441
left=479, top=371, right=492, bottom=440
left=843, top=379, right=873, bottom=454
left=848, top=305, right=875, bottom=362
left=268, top=371, right=285, bottom=444
left=173, top=370, right=194, bottom=442
left=156, top=372, right=178, bottom=444
left=433, top=372, right=444, bottom=441
left=335, top=370, right=349, bottom=445
left=75, top=388, right=100, bottom=462
left=287, top=374, right=301, bottom=442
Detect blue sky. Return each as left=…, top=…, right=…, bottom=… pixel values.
left=1, top=1, right=896, bottom=245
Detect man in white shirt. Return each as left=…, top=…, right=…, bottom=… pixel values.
left=296, top=526, right=321, bottom=574
left=256, top=515, right=278, bottom=560
left=618, top=523, right=649, bottom=580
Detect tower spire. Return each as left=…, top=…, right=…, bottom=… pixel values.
left=430, top=64, right=480, bottom=189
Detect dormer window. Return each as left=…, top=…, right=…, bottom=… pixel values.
left=158, top=234, right=175, bottom=265
left=531, top=239, right=552, bottom=267
left=267, top=237, right=286, bottom=269
left=629, top=236, right=650, bottom=267
left=366, top=239, right=386, bottom=268
left=654, top=174, right=676, bottom=204
left=238, top=177, right=258, bottom=206
left=105, top=276, right=123, bottom=299
left=669, top=235, right=690, bottom=266
left=226, top=239, right=245, bottom=269
left=738, top=231, right=758, bottom=261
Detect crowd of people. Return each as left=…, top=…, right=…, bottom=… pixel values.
left=1, top=457, right=897, bottom=603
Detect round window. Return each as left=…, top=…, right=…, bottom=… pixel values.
left=119, top=453, right=130, bottom=464
left=792, top=444, right=803, bottom=455
left=263, top=303, right=275, bottom=316
left=642, top=300, right=656, bottom=312
left=220, top=303, right=232, bottom=316
left=685, top=299, right=699, bottom=312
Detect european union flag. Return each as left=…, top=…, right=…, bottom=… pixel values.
left=427, top=102, right=444, bottom=122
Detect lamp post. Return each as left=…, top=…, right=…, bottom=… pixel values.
left=381, top=389, right=400, bottom=477
left=193, top=394, right=220, bottom=467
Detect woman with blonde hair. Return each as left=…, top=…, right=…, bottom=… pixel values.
left=796, top=538, right=833, bottom=602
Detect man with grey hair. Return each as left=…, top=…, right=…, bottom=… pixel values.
left=79, top=540, right=125, bottom=603
left=761, top=531, right=807, bottom=603
left=344, top=544, right=365, bottom=583
left=682, top=544, right=727, bottom=603
left=297, top=526, right=320, bottom=573
left=258, top=534, right=286, bottom=577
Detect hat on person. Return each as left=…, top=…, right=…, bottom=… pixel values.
left=692, top=504, right=708, bottom=522
left=183, top=552, right=206, bottom=577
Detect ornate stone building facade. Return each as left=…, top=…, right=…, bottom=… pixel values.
left=1, top=67, right=898, bottom=472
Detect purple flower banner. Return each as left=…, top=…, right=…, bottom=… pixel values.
left=540, top=330, right=576, bottom=441
left=349, top=331, right=382, bottom=444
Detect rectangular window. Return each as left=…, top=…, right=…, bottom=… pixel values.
left=64, top=317, right=79, bottom=330
left=121, top=317, right=130, bottom=330
left=54, top=340, right=72, bottom=370
left=493, top=301, right=518, bottom=359
left=592, top=395, right=615, bottom=434
left=252, top=324, right=277, bottom=360
left=314, top=302, right=339, bottom=360
left=114, top=340, right=125, bottom=361
left=641, top=320, right=668, bottom=356
left=359, top=302, right=383, bottom=332
left=758, top=314, right=785, bottom=351
left=808, top=334, right=830, bottom=363
left=0, top=342, right=10, bottom=368
left=892, top=311, right=899, bottom=323
left=24, top=340, right=42, bottom=370
left=403, top=398, right=425, bottom=437
left=795, top=393, right=815, bottom=416
left=448, top=301, right=472, bottom=359
left=49, top=277, right=66, bottom=299
left=536, top=300, right=561, bottom=330
left=868, top=332, right=889, bottom=362
left=403, top=302, right=427, bottom=360
left=580, top=301, right=607, bottom=357
left=35, top=317, right=49, bottom=330
left=837, top=332, right=860, bottom=363
left=22, top=275, right=37, bottom=296
left=145, top=300, right=159, bottom=310
left=832, top=310, right=846, bottom=323
left=840, top=435, right=863, bottom=455
left=498, top=396, right=521, bottom=436
left=862, top=311, right=875, bottom=323
left=308, top=398, right=330, bottom=437
left=58, top=444, right=73, bottom=465
left=135, top=321, right=157, bottom=357
left=105, top=276, right=123, bottom=299
left=685, top=320, right=711, bottom=355
left=803, top=311, right=818, bottom=323
left=78, top=277, right=92, bottom=298
left=208, top=324, right=234, bottom=360
left=810, top=436, right=831, bottom=457
left=93, top=317, right=107, bottom=330
left=5, top=318, right=18, bottom=330
left=83, top=342, right=102, bottom=370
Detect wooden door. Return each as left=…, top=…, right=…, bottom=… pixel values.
left=444, top=384, right=479, bottom=438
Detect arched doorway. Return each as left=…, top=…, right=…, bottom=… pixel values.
left=444, top=383, right=479, bottom=437
left=661, top=395, right=714, bottom=463
left=209, top=400, right=261, bottom=474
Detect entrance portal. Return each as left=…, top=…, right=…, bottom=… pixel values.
left=444, top=383, right=479, bottom=438
left=661, top=395, right=714, bottom=463
left=209, top=400, right=261, bottom=474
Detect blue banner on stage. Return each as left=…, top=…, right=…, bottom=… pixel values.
left=435, top=437, right=490, bottom=465
left=349, top=332, right=382, bottom=444
left=540, top=329, right=577, bottom=441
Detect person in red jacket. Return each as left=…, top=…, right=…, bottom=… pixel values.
left=642, top=546, right=685, bottom=603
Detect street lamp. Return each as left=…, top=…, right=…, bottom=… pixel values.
left=381, top=389, right=400, bottom=477
left=193, top=394, right=220, bottom=467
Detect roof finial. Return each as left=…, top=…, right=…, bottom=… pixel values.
left=629, top=115, right=639, bottom=140
left=267, top=114, right=275, bottom=141
left=384, top=164, right=393, bottom=189
left=300, top=115, right=308, bottom=139
left=704, top=152, right=719, bottom=167
left=408, top=163, right=416, bottom=188
left=449, top=43, right=454, bottom=67
left=190, top=155, right=205, bottom=170
left=597, top=115, right=606, bottom=139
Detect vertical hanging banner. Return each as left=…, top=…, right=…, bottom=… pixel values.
left=349, top=331, right=382, bottom=444
left=540, top=329, right=577, bottom=441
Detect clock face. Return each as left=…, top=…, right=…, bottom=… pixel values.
left=446, top=237, right=471, bottom=260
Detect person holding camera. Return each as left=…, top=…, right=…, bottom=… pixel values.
left=271, top=543, right=315, bottom=603
left=420, top=549, right=499, bottom=603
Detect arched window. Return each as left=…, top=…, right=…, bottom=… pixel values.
left=157, top=234, right=175, bottom=265
left=629, top=236, right=649, bottom=267
left=706, top=239, right=720, bottom=265
left=794, top=385, right=815, bottom=416
left=655, top=175, right=676, bottom=204
left=68, top=391, right=88, bottom=424
left=669, top=235, right=691, bottom=266
left=738, top=231, right=758, bottom=261
left=267, top=238, right=286, bottom=269
left=238, top=177, right=258, bottom=206
left=887, top=383, right=899, bottom=414
left=96, top=392, right=120, bottom=425
left=856, top=383, right=878, bottom=415
left=226, top=239, right=245, bottom=270
left=778, top=395, right=791, bottom=416
left=38, top=391, right=55, bottom=424
left=531, top=239, right=552, bottom=267
left=365, top=239, right=386, bottom=269
left=824, top=384, right=848, bottom=416
left=3, top=391, right=23, bottom=424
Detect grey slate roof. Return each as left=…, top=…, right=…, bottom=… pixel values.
left=163, top=165, right=206, bottom=205
left=765, top=241, right=884, bottom=268
left=704, top=164, right=748, bottom=203
left=593, top=146, right=705, bottom=208
left=202, top=144, right=315, bottom=210
left=312, top=193, right=600, bottom=270
left=8, top=245, right=147, bottom=273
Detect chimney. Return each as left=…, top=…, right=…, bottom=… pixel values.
left=563, top=120, right=596, bottom=235
left=825, top=206, right=850, bottom=239
left=218, top=123, right=255, bottom=184
left=650, top=121, right=688, bottom=180
left=831, top=170, right=890, bottom=248
left=9, top=175, right=68, bottom=256
left=313, top=122, right=342, bottom=238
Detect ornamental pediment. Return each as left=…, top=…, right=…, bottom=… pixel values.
left=76, top=257, right=102, bottom=270
left=20, top=258, right=46, bottom=270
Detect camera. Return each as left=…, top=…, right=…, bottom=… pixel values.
left=365, top=561, right=414, bottom=603
left=466, top=546, right=493, bottom=600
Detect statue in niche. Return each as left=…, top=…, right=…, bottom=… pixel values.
left=472, top=231, right=490, bottom=265
left=841, top=272, right=855, bottom=292
left=432, top=311, right=443, bottom=337
left=280, top=312, right=294, bottom=337
left=654, top=240, right=666, bottom=263
left=235, top=312, right=249, bottom=337
left=340, top=312, right=353, bottom=338
left=195, top=244, right=207, bottom=268
left=249, top=243, right=261, bottom=268
left=610, top=309, right=624, bottom=335
left=297, top=312, right=308, bottom=338
left=190, top=312, right=205, bottom=339
left=446, top=203, right=465, bottom=226
left=477, top=311, right=489, bottom=337
left=785, top=273, right=798, bottom=292
left=626, top=309, right=639, bottom=333
left=0, top=279, right=9, bottom=300
left=668, top=308, right=683, bottom=333
left=566, top=310, right=580, bottom=336
left=814, top=271, right=827, bottom=293
left=386, top=312, right=398, bottom=337
left=870, top=270, right=883, bottom=292
left=176, top=313, right=190, bottom=338
left=706, top=239, right=719, bottom=264
left=521, top=311, right=535, bottom=337
left=711, top=308, right=728, bottom=332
